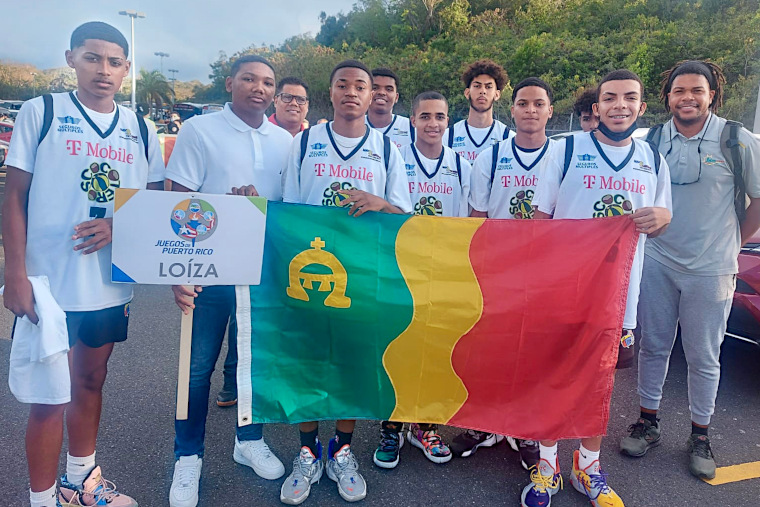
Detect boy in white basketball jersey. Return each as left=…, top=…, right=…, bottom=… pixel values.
left=366, top=68, right=414, bottom=148
left=372, top=91, right=469, bottom=470
left=458, top=77, right=555, bottom=471
left=3, top=22, right=164, bottom=507
left=280, top=59, right=412, bottom=505
left=470, top=77, right=555, bottom=221
left=446, top=59, right=513, bottom=163
left=521, top=70, right=672, bottom=507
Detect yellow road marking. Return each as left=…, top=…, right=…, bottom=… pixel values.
left=703, top=461, right=760, bottom=485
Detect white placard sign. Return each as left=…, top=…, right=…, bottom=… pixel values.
left=111, top=189, right=267, bottom=285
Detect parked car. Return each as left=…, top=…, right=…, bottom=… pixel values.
left=0, top=120, right=13, bottom=143
left=727, top=232, right=760, bottom=346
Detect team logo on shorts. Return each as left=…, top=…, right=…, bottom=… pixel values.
left=170, top=199, right=218, bottom=245
left=124, top=303, right=130, bottom=317
left=509, top=189, right=534, bottom=219
left=414, top=196, right=442, bottom=216
left=593, top=194, right=633, bottom=217
left=322, top=182, right=355, bottom=207
left=81, top=162, right=120, bottom=202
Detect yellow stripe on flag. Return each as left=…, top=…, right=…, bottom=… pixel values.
left=385, top=216, right=484, bottom=423
left=703, top=461, right=760, bottom=485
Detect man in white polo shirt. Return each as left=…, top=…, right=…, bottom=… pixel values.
left=165, top=54, right=292, bottom=507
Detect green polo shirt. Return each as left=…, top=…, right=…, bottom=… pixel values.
left=646, top=113, right=760, bottom=275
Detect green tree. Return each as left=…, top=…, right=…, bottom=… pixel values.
left=136, top=69, right=174, bottom=113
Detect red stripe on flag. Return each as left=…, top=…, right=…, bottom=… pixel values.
left=448, top=216, right=638, bottom=441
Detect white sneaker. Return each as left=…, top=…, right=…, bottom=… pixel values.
left=169, top=455, right=202, bottom=507
left=234, top=437, right=286, bottom=480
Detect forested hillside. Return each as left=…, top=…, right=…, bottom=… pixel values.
left=193, top=0, right=760, bottom=128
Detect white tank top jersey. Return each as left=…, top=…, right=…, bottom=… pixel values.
left=6, top=92, right=165, bottom=311
left=282, top=122, right=413, bottom=213
left=532, top=131, right=672, bottom=329
left=445, top=119, right=514, bottom=163
left=366, top=114, right=415, bottom=148
left=470, top=137, right=555, bottom=219
left=401, top=143, right=471, bottom=217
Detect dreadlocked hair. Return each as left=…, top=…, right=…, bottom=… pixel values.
left=660, top=59, right=725, bottom=113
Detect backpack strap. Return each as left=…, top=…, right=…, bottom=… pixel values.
left=490, top=145, right=499, bottom=184
left=721, top=120, right=746, bottom=222
left=561, top=135, right=574, bottom=181
left=646, top=123, right=664, bottom=148
left=447, top=126, right=454, bottom=148
left=383, top=134, right=391, bottom=172
left=135, top=111, right=150, bottom=161
left=455, top=152, right=462, bottom=186
left=38, top=94, right=54, bottom=144
left=646, top=140, right=661, bottom=175
left=299, top=127, right=311, bottom=165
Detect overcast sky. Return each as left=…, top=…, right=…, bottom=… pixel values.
left=0, top=0, right=356, bottom=82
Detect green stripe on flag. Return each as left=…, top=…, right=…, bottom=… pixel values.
left=245, top=202, right=413, bottom=423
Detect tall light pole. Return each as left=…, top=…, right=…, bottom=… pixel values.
left=154, top=51, right=169, bottom=75
left=119, top=9, right=146, bottom=111
left=168, top=68, right=178, bottom=98
left=30, top=72, right=37, bottom=97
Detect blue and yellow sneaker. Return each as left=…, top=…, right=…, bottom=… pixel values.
left=521, top=458, right=562, bottom=507
left=570, top=450, right=624, bottom=507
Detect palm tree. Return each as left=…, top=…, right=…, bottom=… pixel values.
left=136, top=69, right=173, bottom=117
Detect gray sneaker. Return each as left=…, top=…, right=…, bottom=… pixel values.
left=687, top=434, right=716, bottom=479
left=620, top=418, right=661, bottom=457
left=280, top=445, right=324, bottom=505
left=326, top=442, right=367, bottom=502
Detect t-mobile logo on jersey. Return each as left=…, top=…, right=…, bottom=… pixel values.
left=500, top=174, right=538, bottom=188
left=582, top=175, right=646, bottom=194
left=314, top=163, right=375, bottom=182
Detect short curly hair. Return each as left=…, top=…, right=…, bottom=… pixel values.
left=462, top=59, right=508, bottom=91
left=573, top=88, right=597, bottom=116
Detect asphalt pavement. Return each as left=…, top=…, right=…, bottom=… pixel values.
left=0, top=283, right=759, bottom=507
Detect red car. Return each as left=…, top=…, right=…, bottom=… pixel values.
left=728, top=231, right=760, bottom=346
left=0, top=121, right=12, bottom=143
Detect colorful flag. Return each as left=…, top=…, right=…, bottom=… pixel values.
left=236, top=202, right=637, bottom=440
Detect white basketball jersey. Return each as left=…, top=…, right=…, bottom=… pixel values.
left=470, top=137, right=554, bottom=219
left=401, top=144, right=471, bottom=217
left=284, top=122, right=412, bottom=212
left=445, top=119, right=513, bottom=163
left=366, top=114, right=414, bottom=148
left=17, top=92, right=164, bottom=311
left=533, top=131, right=672, bottom=328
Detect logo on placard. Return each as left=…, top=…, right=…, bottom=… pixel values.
left=170, top=199, right=218, bottom=245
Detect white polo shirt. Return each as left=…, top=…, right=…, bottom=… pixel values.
left=165, top=103, right=292, bottom=200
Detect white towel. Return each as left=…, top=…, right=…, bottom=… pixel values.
left=5, top=276, right=70, bottom=405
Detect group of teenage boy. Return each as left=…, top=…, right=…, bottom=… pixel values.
left=4, top=20, right=759, bottom=507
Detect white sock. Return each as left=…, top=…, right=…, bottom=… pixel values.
left=539, top=443, right=558, bottom=471
left=66, top=451, right=96, bottom=487
left=30, top=485, right=57, bottom=507
left=578, top=444, right=600, bottom=470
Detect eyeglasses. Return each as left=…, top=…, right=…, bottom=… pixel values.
left=667, top=114, right=711, bottom=185
left=277, top=93, right=308, bottom=105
